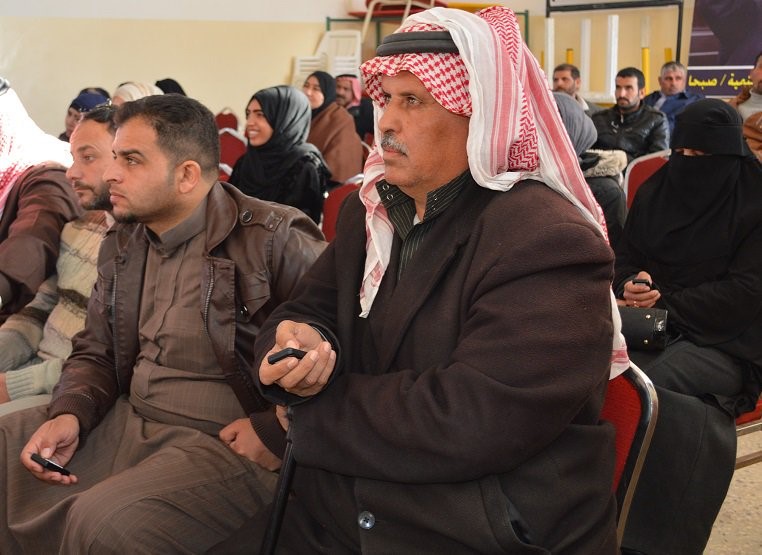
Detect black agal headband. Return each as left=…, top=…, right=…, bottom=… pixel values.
left=375, top=31, right=459, bottom=56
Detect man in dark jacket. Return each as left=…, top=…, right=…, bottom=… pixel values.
left=592, top=67, right=670, bottom=162
left=643, top=61, right=703, bottom=134
left=213, top=7, right=625, bottom=555
left=0, top=94, right=326, bottom=553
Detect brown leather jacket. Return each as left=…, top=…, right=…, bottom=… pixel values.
left=48, top=182, right=326, bottom=453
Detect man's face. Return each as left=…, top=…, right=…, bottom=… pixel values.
left=750, top=56, right=762, bottom=94
left=553, top=70, right=580, bottom=96
left=103, top=117, right=180, bottom=232
left=658, top=69, right=686, bottom=96
left=615, top=76, right=644, bottom=112
left=244, top=98, right=273, bottom=147
left=335, top=78, right=354, bottom=108
left=64, top=107, right=82, bottom=139
left=377, top=71, right=470, bottom=199
left=66, top=119, right=114, bottom=211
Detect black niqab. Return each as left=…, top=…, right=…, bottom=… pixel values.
left=628, top=99, right=762, bottom=267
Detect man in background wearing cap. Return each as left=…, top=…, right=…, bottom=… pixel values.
left=214, top=6, right=626, bottom=554
left=57, top=91, right=108, bottom=142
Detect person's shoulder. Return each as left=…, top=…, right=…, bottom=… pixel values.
left=15, top=162, right=68, bottom=187
left=643, top=90, right=661, bottom=105
left=642, top=104, right=668, bottom=121
left=591, top=107, right=615, bottom=122
left=484, top=180, right=594, bottom=227
left=683, top=89, right=704, bottom=100
left=297, top=148, right=326, bottom=167
left=65, top=210, right=111, bottom=234
left=326, top=102, right=355, bottom=124
left=11, top=163, right=80, bottom=216
left=584, top=99, right=604, bottom=114
left=219, top=181, right=310, bottom=226
left=476, top=182, right=606, bottom=254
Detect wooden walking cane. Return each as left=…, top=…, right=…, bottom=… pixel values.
left=260, top=413, right=296, bottom=555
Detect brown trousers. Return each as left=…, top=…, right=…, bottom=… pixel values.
left=0, top=397, right=276, bottom=554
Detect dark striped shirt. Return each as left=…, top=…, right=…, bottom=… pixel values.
left=376, top=171, right=470, bottom=277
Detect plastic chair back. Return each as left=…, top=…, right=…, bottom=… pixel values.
left=292, top=30, right=362, bottom=86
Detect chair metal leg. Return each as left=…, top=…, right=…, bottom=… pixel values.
left=735, top=418, right=762, bottom=469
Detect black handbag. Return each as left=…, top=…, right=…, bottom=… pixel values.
left=618, top=306, right=669, bottom=351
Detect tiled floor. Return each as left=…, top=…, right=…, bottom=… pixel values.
left=704, top=431, right=762, bottom=554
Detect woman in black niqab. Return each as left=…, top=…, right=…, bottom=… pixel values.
left=617, top=99, right=762, bottom=352
left=615, top=99, right=762, bottom=555
left=229, top=85, right=330, bottom=223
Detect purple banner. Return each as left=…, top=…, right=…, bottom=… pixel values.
left=686, top=67, right=753, bottom=98
left=687, top=0, right=761, bottom=98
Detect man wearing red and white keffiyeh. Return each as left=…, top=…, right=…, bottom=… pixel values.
left=241, top=7, right=622, bottom=554
left=0, top=79, right=79, bottom=320
left=358, top=7, right=630, bottom=378
left=0, top=82, right=72, bottom=218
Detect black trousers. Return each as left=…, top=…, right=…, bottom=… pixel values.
left=622, top=340, right=744, bottom=555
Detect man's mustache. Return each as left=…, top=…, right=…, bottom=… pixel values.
left=380, top=133, right=408, bottom=155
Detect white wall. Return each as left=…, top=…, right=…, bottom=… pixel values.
left=0, top=1, right=547, bottom=135
left=0, top=1, right=548, bottom=22
left=1, top=0, right=684, bottom=134
left=0, top=0, right=350, bottom=22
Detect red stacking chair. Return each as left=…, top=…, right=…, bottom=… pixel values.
left=215, top=108, right=239, bottom=131
left=218, top=128, right=247, bottom=182
left=735, top=395, right=762, bottom=469
left=321, top=177, right=362, bottom=242
left=600, top=365, right=659, bottom=545
left=622, top=150, right=670, bottom=208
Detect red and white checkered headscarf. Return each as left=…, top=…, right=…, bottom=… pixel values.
left=358, top=7, right=629, bottom=378
left=362, top=22, right=472, bottom=117
left=336, top=75, right=364, bottom=110
left=0, top=87, right=72, bottom=215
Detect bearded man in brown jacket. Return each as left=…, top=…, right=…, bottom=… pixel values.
left=0, top=94, right=325, bottom=553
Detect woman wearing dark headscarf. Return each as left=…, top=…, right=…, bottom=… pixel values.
left=615, top=99, right=762, bottom=555
left=553, top=91, right=627, bottom=247
left=302, top=71, right=363, bottom=187
left=229, top=85, right=330, bottom=223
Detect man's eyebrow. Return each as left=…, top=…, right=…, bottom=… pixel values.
left=113, top=148, right=144, bottom=159
left=76, top=143, right=96, bottom=154
left=381, top=88, right=422, bottom=97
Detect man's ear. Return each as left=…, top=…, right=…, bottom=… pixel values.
left=638, top=88, right=646, bottom=100
left=176, top=161, right=202, bottom=194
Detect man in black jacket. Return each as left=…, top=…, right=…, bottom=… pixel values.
left=592, top=67, right=670, bottom=162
